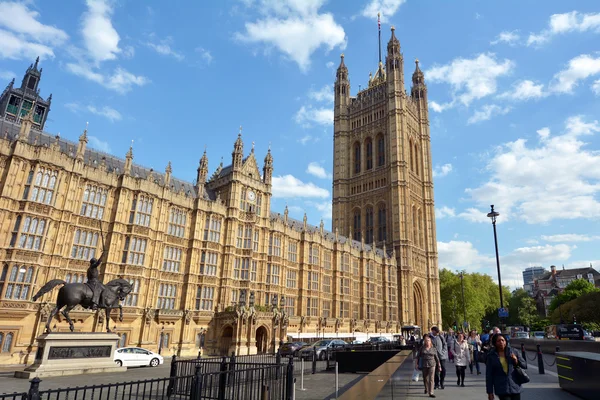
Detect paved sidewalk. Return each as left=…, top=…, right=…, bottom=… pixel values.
left=377, top=356, right=578, bottom=399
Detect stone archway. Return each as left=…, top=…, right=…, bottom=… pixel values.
left=255, top=326, right=269, bottom=354
left=413, top=281, right=426, bottom=331
left=220, top=326, right=233, bottom=356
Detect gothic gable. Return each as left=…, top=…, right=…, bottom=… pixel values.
left=241, top=153, right=261, bottom=180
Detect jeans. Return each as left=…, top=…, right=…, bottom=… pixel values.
left=497, top=395, right=521, bottom=400
left=470, top=350, right=481, bottom=373
left=434, top=359, right=446, bottom=387
left=456, top=365, right=466, bottom=384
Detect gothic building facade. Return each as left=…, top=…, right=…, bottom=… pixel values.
left=332, top=27, right=441, bottom=331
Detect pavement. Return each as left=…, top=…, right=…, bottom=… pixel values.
left=377, top=351, right=578, bottom=400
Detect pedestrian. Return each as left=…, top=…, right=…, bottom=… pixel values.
left=430, top=326, right=448, bottom=390
left=447, top=330, right=455, bottom=363
left=418, top=335, right=442, bottom=398
left=486, top=333, right=527, bottom=400
left=468, top=329, right=482, bottom=375
left=453, top=332, right=471, bottom=387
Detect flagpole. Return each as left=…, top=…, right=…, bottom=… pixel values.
left=378, top=12, right=382, bottom=64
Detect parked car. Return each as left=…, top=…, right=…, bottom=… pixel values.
left=532, top=331, right=545, bottom=340
left=298, top=339, right=347, bottom=360
left=366, top=336, right=391, bottom=344
left=114, top=347, right=164, bottom=368
left=279, top=341, right=308, bottom=357
left=583, top=331, right=596, bottom=341
left=514, top=332, right=529, bottom=339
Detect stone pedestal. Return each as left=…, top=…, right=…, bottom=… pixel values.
left=15, top=332, right=126, bottom=379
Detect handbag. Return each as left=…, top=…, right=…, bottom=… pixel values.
left=511, top=362, right=530, bottom=385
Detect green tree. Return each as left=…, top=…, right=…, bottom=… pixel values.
left=550, top=291, right=600, bottom=325
left=507, top=288, right=538, bottom=327
left=549, top=279, right=600, bottom=313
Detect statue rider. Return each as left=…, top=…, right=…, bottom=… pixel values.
left=86, top=252, right=105, bottom=311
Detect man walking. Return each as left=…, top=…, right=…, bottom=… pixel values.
left=431, top=326, right=448, bottom=389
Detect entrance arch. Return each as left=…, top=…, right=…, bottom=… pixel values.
left=220, top=326, right=233, bottom=356
left=413, top=281, right=426, bottom=331
left=255, top=326, right=268, bottom=354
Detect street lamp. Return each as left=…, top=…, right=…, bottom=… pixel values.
left=271, top=294, right=278, bottom=311
left=487, top=205, right=505, bottom=311
left=239, top=290, right=247, bottom=307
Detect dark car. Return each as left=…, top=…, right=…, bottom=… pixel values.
left=279, top=341, right=308, bottom=357
left=298, top=339, right=347, bottom=360
left=366, top=336, right=391, bottom=344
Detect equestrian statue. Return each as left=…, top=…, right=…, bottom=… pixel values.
left=32, top=226, right=132, bottom=333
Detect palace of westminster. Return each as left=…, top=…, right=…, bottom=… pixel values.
left=0, top=28, right=441, bottom=364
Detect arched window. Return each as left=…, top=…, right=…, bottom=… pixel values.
left=409, top=140, right=414, bottom=171
left=377, top=135, right=385, bottom=166
left=365, top=138, right=373, bottom=170
left=162, top=333, right=169, bottom=348
left=1, top=332, right=13, bottom=353
left=412, top=206, right=418, bottom=243
left=378, top=205, right=387, bottom=242
left=414, top=144, right=419, bottom=176
left=119, top=333, right=127, bottom=347
left=353, top=142, right=361, bottom=174
left=365, top=207, right=374, bottom=244
left=419, top=210, right=424, bottom=248
left=353, top=210, right=361, bottom=241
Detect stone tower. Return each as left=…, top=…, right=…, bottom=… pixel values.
left=332, top=27, right=441, bottom=329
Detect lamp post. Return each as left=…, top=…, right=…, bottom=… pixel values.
left=487, top=205, right=505, bottom=311
left=459, top=272, right=467, bottom=332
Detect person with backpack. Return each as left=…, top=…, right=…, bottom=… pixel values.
left=430, top=326, right=448, bottom=389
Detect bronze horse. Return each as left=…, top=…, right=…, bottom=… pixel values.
left=32, top=278, right=132, bottom=333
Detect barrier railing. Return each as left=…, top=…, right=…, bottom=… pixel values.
left=519, top=343, right=560, bottom=375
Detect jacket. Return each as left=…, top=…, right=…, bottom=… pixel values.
left=431, top=334, right=448, bottom=360
left=485, top=347, right=527, bottom=395
left=418, top=345, right=440, bottom=368
left=452, top=340, right=471, bottom=366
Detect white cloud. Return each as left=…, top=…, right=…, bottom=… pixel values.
left=490, top=30, right=520, bottom=46
left=550, top=54, right=600, bottom=94
left=426, top=53, right=514, bottom=108
left=81, top=0, right=121, bottom=63
left=65, top=102, right=122, bottom=122
left=298, top=135, right=315, bottom=145
left=308, top=200, right=333, bottom=220
left=467, top=104, right=511, bottom=124
left=0, top=2, right=68, bottom=46
left=593, top=80, right=600, bottom=95
left=195, top=47, right=213, bottom=64
left=464, top=115, right=600, bottom=224
left=88, top=135, right=112, bottom=153
left=438, top=240, right=572, bottom=284
left=0, top=70, right=15, bottom=80
left=295, top=105, right=333, bottom=127
left=429, top=101, right=453, bottom=113
left=122, top=45, right=135, bottom=58
left=306, top=162, right=332, bottom=179
left=499, top=80, right=546, bottom=101
left=360, top=0, right=407, bottom=23
left=146, top=37, right=184, bottom=61
left=536, top=127, right=550, bottom=140
left=0, top=28, right=55, bottom=60
left=527, top=11, right=600, bottom=46
left=326, top=61, right=335, bottom=69
left=272, top=175, right=329, bottom=198
left=457, top=207, right=492, bottom=224
left=66, top=63, right=149, bottom=94
left=433, top=163, right=453, bottom=178
left=435, top=206, right=456, bottom=219
left=541, top=234, right=600, bottom=243
left=308, top=85, right=334, bottom=103
left=235, top=0, right=346, bottom=72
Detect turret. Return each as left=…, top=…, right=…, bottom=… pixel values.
left=76, top=122, right=88, bottom=160
left=124, top=142, right=133, bottom=175
left=386, top=27, right=403, bottom=89
left=196, top=149, right=208, bottom=189
left=334, top=54, right=350, bottom=115
left=263, top=147, right=273, bottom=185
left=232, top=127, right=244, bottom=171
left=411, top=59, right=427, bottom=101
left=165, top=161, right=172, bottom=187
left=18, top=100, right=36, bottom=142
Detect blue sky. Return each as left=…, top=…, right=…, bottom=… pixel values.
left=1, top=0, right=600, bottom=287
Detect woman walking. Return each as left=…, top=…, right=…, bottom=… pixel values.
left=452, top=332, right=470, bottom=387
left=418, top=335, right=442, bottom=398
left=486, top=334, right=527, bottom=400
left=468, top=330, right=482, bottom=375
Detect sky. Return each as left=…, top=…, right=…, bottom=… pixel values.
left=1, top=0, right=600, bottom=288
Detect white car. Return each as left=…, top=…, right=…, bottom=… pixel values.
left=114, top=347, right=164, bottom=368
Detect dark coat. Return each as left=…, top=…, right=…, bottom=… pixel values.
left=485, top=346, right=527, bottom=395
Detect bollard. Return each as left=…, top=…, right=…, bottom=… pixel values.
left=520, top=343, right=526, bottom=362
left=28, top=377, right=42, bottom=400
left=312, top=347, right=317, bottom=374
left=300, top=358, right=306, bottom=391
left=536, top=344, right=545, bottom=375
left=261, top=383, right=270, bottom=400
left=190, top=365, right=203, bottom=400
left=197, top=350, right=202, bottom=359
left=556, top=346, right=560, bottom=354
left=285, top=357, right=295, bottom=400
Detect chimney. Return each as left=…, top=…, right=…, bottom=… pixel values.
left=551, top=265, right=557, bottom=277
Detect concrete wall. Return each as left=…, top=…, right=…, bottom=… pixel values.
left=511, top=338, right=600, bottom=355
